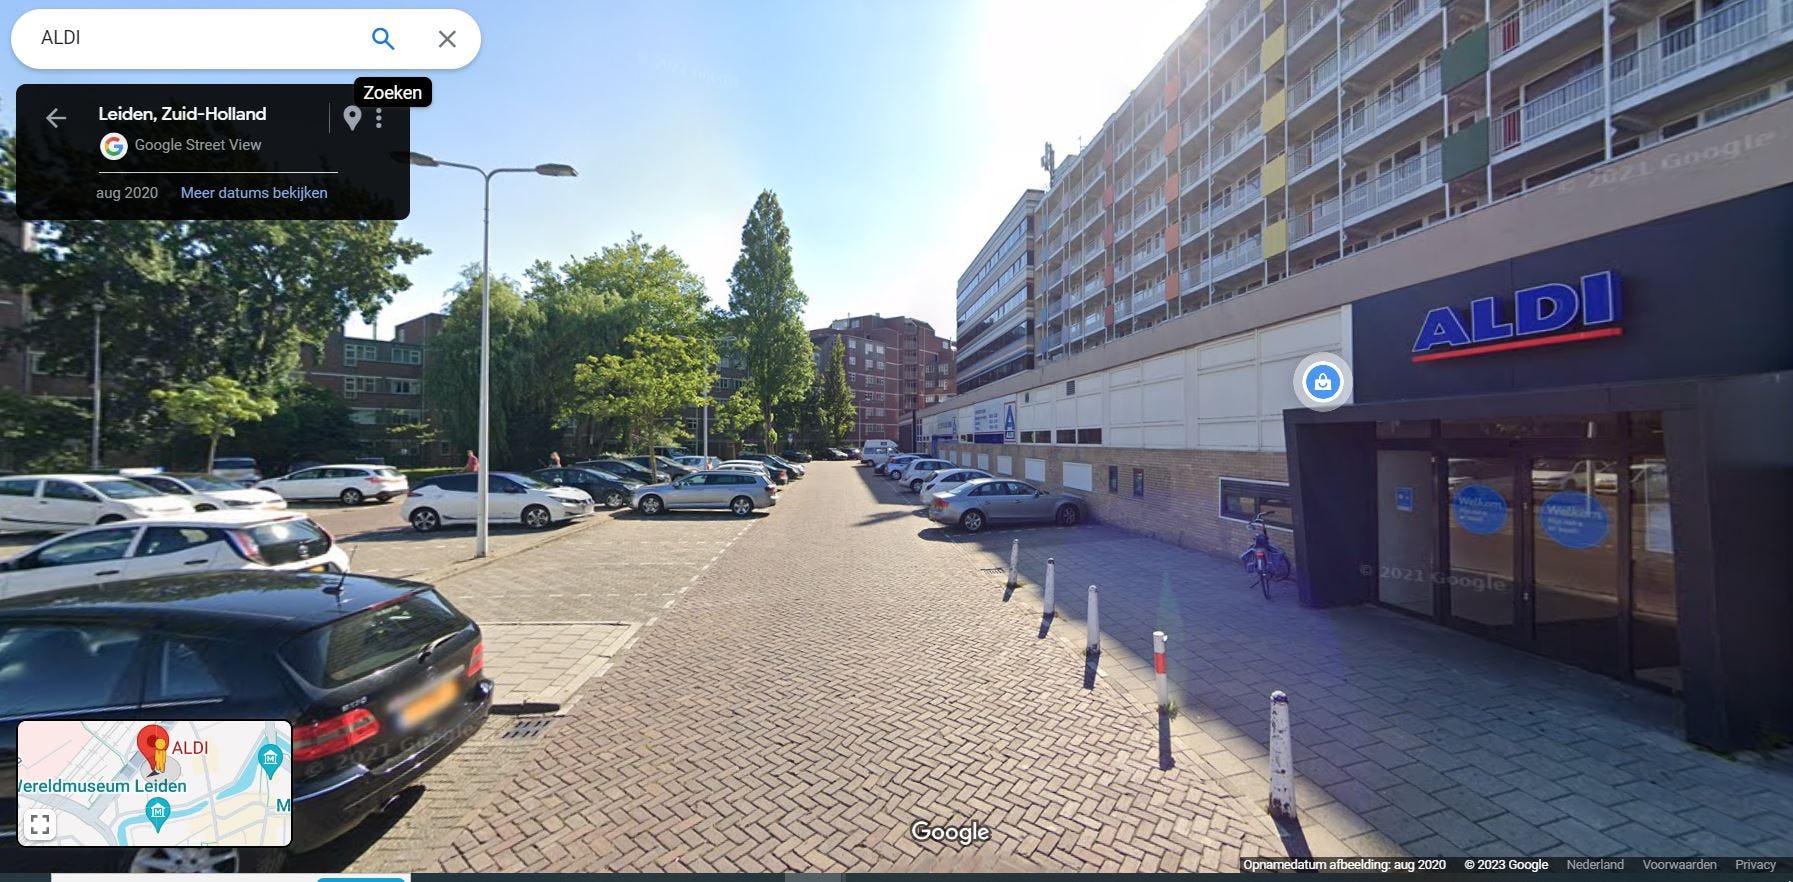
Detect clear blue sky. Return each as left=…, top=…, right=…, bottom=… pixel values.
left=5, top=0, right=1205, bottom=339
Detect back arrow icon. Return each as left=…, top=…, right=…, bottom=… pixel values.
left=45, top=108, right=66, bottom=128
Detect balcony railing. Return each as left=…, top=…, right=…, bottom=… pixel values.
left=1204, top=235, right=1263, bottom=280
left=1131, top=152, right=1165, bottom=188
left=1491, top=0, right=1599, bottom=60
left=1131, top=279, right=1167, bottom=317
left=1289, top=126, right=1340, bottom=177
left=1288, top=52, right=1340, bottom=109
left=1341, top=64, right=1441, bottom=148
left=1204, top=112, right=1263, bottom=173
left=1079, top=276, right=1104, bottom=302
left=1202, top=172, right=1262, bottom=229
left=1127, top=193, right=1165, bottom=233
left=1492, top=66, right=1602, bottom=154
left=1043, top=331, right=1065, bottom=352
left=1210, top=52, right=1263, bottom=118
left=1078, top=312, right=1105, bottom=339
left=1078, top=243, right=1104, bottom=270
left=1288, top=1, right=1334, bottom=45
left=1340, top=0, right=1437, bottom=71
left=1180, top=264, right=1206, bottom=292
left=1217, top=3, right=1261, bottom=50
left=1041, top=297, right=1065, bottom=320
left=1611, top=0, right=1792, bottom=103
left=1287, top=193, right=1341, bottom=242
left=1341, top=146, right=1443, bottom=222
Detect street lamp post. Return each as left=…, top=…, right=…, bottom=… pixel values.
left=409, top=152, right=577, bottom=557
left=90, top=299, right=104, bottom=471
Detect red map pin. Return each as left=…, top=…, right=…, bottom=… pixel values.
left=136, top=724, right=169, bottom=775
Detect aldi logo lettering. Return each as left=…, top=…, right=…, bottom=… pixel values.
left=1412, top=271, right=1621, bottom=362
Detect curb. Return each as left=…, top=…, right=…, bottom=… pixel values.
left=406, top=510, right=611, bottom=585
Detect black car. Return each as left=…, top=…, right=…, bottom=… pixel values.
left=780, top=449, right=813, bottom=463
left=535, top=466, right=640, bottom=508
left=818, top=448, right=849, bottom=461
left=739, top=452, right=804, bottom=479
left=0, top=571, right=492, bottom=872
left=623, top=455, right=694, bottom=481
left=574, top=458, right=656, bottom=483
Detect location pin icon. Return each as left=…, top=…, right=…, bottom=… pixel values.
left=257, top=743, right=284, bottom=779
left=343, top=104, right=362, bottom=131
left=145, top=797, right=171, bottom=833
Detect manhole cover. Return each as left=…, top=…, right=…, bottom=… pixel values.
left=501, top=718, right=555, bottom=740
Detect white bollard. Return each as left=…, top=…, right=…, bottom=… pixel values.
left=1153, top=631, right=1169, bottom=711
left=1043, top=558, right=1056, bottom=617
left=1006, top=538, right=1020, bottom=589
left=1086, top=584, right=1100, bottom=654
left=1268, top=691, right=1296, bottom=820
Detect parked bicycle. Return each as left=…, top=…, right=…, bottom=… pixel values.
left=1239, top=513, right=1293, bottom=599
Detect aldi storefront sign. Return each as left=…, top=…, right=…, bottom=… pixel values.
left=1412, top=271, right=1621, bottom=363
left=970, top=399, right=1016, bottom=444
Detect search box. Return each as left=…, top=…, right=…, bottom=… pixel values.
left=12, top=8, right=480, bottom=69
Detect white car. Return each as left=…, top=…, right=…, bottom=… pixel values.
left=132, top=473, right=288, bottom=512
left=0, top=474, right=195, bottom=533
left=209, top=455, right=263, bottom=486
left=256, top=463, right=409, bottom=505
left=862, top=439, right=899, bottom=466
left=0, top=511, right=348, bottom=601
left=894, top=458, right=954, bottom=491
left=674, top=455, right=722, bottom=470
left=922, top=468, right=994, bottom=505
left=877, top=454, right=921, bottom=477
left=716, top=460, right=775, bottom=480
left=402, top=471, right=595, bottom=532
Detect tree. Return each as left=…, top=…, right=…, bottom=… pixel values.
left=571, top=330, right=713, bottom=481
left=713, top=391, right=763, bottom=452
left=818, top=341, right=856, bottom=446
left=228, top=383, right=359, bottom=473
left=726, top=191, right=813, bottom=443
left=2, top=219, right=426, bottom=451
left=150, top=376, right=279, bottom=472
left=0, top=390, right=87, bottom=472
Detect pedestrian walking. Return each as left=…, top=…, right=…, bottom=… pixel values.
left=465, top=449, right=480, bottom=472
left=549, top=450, right=562, bottom=467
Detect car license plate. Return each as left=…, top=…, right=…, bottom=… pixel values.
left=397, top=677, right=461, bottom=729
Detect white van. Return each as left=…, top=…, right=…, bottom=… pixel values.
left=861, top=440, right=899, bottom=466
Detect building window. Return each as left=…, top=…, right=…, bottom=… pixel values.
left=1219, top=477, right=1294, bottom=531
left=1108, top=465, right=1119, bottom=493
left=1055, top=429, right=1075, bottom=444
left=1076, top=428, right=1102, bottom=445
left=343, top=342, right=380, bottom=364
left=344, top=376, right=379, bottom=395
left=393, top=347, right=422, bottom=365
left=1133, top=468, right=1145, bottom=498
left=349, top=408, right=380, bottom=425
left=1065, top=380, right=1076, bottom=395
left=27, top=350, right=48, bottom=375
left=390, top=379, right=420, bottom=395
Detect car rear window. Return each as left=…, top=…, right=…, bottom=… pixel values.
left=373, top=467, right=402, bottom=479
left=213, top=458, right=256, bottom=469
left=89, top=479, right=164, bottom=499
left=245, top=517, right=332, bottom=565
left=280, top=590, right=470, bottom=688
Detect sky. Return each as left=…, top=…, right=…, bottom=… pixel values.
left=4, top=0, right=1207, bottom=340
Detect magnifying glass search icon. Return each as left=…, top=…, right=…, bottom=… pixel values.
left=371, top=27, right=395, bottom=50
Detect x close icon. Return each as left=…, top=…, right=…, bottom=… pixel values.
left=439, top=30, right=456, bottom=47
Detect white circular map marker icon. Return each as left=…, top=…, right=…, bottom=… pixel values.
left=1293, top=351, right=1353, bottom=412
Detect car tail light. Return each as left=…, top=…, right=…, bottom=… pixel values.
left=407, top=490, right=422, bottom=497
left=933, top=498, right=949, bottom=508
left=225, top=529, right=266, bottom=564
left=365, top=476, right=384, bottom=484
left=466, top=640, right=485, bottom=678
left=292, top=708, right=380, bottom=762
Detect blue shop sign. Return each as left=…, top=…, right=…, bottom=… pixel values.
left=1395, top=486, right=1414, bottom=513
left=1451, top=483, right=1508, bottom=535
left=1538, top=490, right=1612, bottom=550
left=1412, top=271, right=1622, bottom=363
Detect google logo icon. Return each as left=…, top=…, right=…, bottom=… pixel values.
left=100, top=132, right=128, bottom=161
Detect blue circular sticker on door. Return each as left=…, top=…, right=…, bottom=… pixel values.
left=1451, top=483, right=1508, bottom=535
left=1538, top=490, right=1611, bottom=549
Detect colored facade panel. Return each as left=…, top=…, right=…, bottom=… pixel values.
left=1262, top=89, right=1287, bottom=132
left=1263, top=153, right=1288, bottom=192
left=1262, top=25, right=1287, bottom=71
left=1443, top=119, right=1491, bottom=181
left=1263, top=218, right=1288, bottom=257
left=1442, top=25, right=1490, bottom=92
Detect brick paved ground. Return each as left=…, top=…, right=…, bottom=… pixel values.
left=428, top=463, right=1278, bottom=872
left=928, top=490, right=1793, bottom=859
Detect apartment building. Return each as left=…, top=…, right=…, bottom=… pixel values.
left=0, top=217, right=90, bottom=402
left=296, top=312, right=447, bottom=462
left=955, top=190, right=1042, bottom=394
left=926, top=1, right=1793, bottom=750
left=811, top=314, right=954, bottom=450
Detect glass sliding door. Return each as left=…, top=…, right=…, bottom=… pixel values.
left=1529, top=457, right=1621, bottom=673
left=1446, top=457, right=1518, bottom=634
left=1629, top=455, right=1679, bottom=690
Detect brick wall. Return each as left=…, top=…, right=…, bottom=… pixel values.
left=940, top=442, right=1293, bottom=563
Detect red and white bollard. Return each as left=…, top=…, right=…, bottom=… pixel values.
left=1086, top=584, right=1100, bottom=654
left=1153, top=631, right=1169, bottom=711
left=1043, top=558, right=1056, bottom=617
left=1006, top=538, right=1020, bottom=590
left=1269, top=690, right=1296, bottom=820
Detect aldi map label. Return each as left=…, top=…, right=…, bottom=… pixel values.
left=16, top=720, right=292, bottom=847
